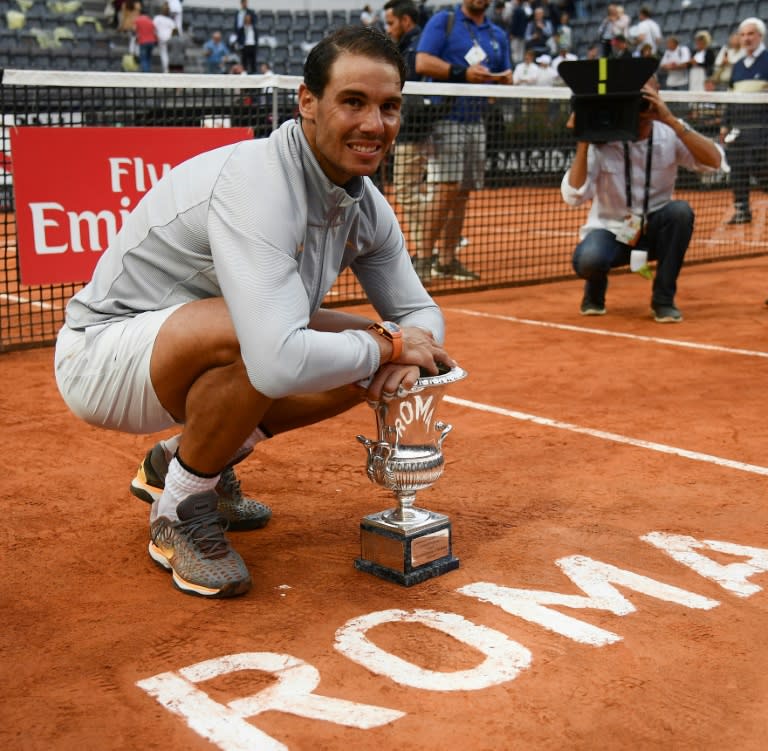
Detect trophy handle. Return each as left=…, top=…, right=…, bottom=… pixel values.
left=435, top=421, right=453, bottom=448
left=357, top=435, right=393, bottom=484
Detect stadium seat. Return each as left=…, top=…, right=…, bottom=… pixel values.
left=307, top=28, right=326, bottom=44
left=698, top=8, right=717, bottom=29
left=293, top=10, right=309, bottom=31
left=330, top=10, right=347, bottom=27
left=309, top=11, right=328, bottom=31
left=256, top=10, right=274, bottom=34
left=49, top=45, right=72, bottom=69
left=275, top=10, right=292, bottom=32
left=737, top=0, right=757, bottom=17
left=716, top=5, right=738, bottom=28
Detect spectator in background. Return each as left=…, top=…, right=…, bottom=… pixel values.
left=490, top=0, right=507, bottom=28
left=659, top=36, right=691, bottom=90
left=552, top=45, right=577, bottom=79
left=562, top=79, right=724, bottom=323
left=119, top=0, right=141, bottom=32
left=638, top=41, right=656, bottom=60
left=610, top=34, right=632, bottom=59
left=597, top=3, right=622, bottom=58
left=538, top=0, right=560, bottom=28
left=613, top=5, right=631, bottom=39
left=720, top=17, right=768, bottom=225
left=167, top=26, right=188, bottom=73
left=585, top=43, right=601, bottom=60
left=509, top=0, right=532, bottom=65
left=203, top=30, right=230, bottom=74
left=556, top=11, right=572, bottom=51
left=111, top=0, right=124, bottom=30
left=688, top=30, right=715, bottom=92
left=238, top=12, right=258, bottom=74
left=414, top=0, right=513, bottom=282
left=167, top=0, right=182, bottom=32
left=153, top=2, right=177, bottom=74
left=361, top=5, right=378, bottom=26
left=234, top=0, right=253, bottom=36
left=119, top=0, right=141, bottom=57
left=133, top=10, right=157, bottom=72
left=629, top=6, right=662, bottom=56
left=417, top=0, right=433, bottom=26
left=525, top=6, right=553, bottom=57
left=513, top=46, right=539, bottom=84
left=383, top=0, right=429, bottom=268
left=711, top=32, right=745, bottom=90
left=535, top=53, right=557, bottom=85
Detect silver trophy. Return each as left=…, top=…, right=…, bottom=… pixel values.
left=355, top=364, right=468, bottom=586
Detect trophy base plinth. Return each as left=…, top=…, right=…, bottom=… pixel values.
left=354, top=509, right=459, bottom=587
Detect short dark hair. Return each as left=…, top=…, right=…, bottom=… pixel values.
left=304, top=25, right=406, bottom=96
left=383, top=0, right=420, bottom=24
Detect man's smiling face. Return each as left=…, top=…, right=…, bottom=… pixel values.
left=299, top=52, right=402, bottom=186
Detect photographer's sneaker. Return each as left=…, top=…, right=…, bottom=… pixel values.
left=149, top=491, right=251, bottom=598
left=131, top=442, right=271, bottom=530
left=651, top=303, right=683, bottom=323
left=727, top=209, right=752, bottom=225
left=412, top=256, right=436, bottom=284
left=435, top=258, right=480, bottom=281
left=580, top=297, right=606, bottom=316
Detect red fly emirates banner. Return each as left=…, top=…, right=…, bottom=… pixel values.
left=11, top=127, right=253, bottom=285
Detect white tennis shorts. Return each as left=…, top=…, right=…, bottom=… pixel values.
left=54, top=305, right=184, bottom=433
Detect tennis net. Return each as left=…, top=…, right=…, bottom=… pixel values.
left=1, top=68, right=765, bottom=350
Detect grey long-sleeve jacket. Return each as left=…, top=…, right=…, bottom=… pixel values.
left=64, top=119, right=444, bottom=399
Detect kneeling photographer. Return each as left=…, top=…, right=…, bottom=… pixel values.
left=561, top=74, right=726, bottom=323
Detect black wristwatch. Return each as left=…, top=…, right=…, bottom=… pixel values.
left=448, top=64, right=468, bottom=83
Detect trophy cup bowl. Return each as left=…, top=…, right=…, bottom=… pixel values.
left=355, top=364, right=467, bottom=586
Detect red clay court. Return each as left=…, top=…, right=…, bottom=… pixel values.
left=2, top=255, right=767, bottom=750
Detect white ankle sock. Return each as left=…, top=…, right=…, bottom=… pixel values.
left=152, top=457, right=219, bottom=522
left=160, top=434, right=181, bottom=460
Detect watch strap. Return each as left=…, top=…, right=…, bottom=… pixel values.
left=367, top=321, right=403, bottom=362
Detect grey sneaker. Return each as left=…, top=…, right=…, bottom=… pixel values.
left=131, top=442, right=272, bottom=530
left=580, top=298, right=606, bottom=316
left=727, top=210, right=752, bottom=225
left=435, top=258, right=480, bottom=281
left=412, top=256, right=435, bottom=283
left=149, top=492, right=252, bottom=598
left=651, top=304, right=683, bottom=323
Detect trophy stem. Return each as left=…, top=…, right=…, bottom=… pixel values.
left=382, top=490, right=431, bottom=526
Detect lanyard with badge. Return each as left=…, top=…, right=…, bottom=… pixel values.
left=616, top=131, right=653, bottom=246
left=463, top=17, right=497, bottom=67
left=618, top=131, right=654, bottom=277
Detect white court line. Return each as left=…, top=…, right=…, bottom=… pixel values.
left=0, top=293, right=59, bottom=310
left=445, top=395, right=768, bottom=477
left=447, top=308, right=768, bottom=359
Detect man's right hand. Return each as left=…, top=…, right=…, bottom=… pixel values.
left=365, top=326, right=455, bottom=402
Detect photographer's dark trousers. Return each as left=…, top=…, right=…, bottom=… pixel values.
left=572, top=200, right=694, bottom=307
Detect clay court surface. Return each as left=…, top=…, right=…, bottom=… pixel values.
left=2, top=256, right=768, bottom=750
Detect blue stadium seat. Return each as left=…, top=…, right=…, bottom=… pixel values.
left=330, top=10, right=347, bottom=27
left=716, top=5, right=739, bottom=28
left=257, top=10, right=274, bottom=34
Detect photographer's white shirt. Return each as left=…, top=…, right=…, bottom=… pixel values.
left=561, top=121, right=725, bottom=240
